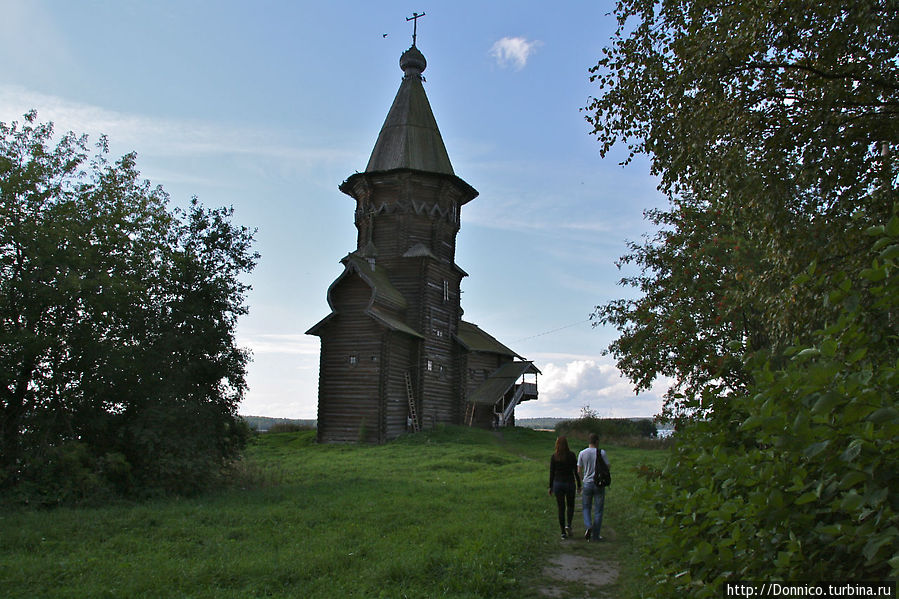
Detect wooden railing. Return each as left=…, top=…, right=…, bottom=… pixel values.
left=499, top=382, right=538, bottom=425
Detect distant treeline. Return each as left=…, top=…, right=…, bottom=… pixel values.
left=515, top=418, right=567, bottom=430
left=242, top=416, right=316, bottom=432
left=518, top=417, right=661, bottom=434
left=554, top=417, right=660, bottom=444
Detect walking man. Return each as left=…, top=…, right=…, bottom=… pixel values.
left=577, top=433, right=609, bottom=541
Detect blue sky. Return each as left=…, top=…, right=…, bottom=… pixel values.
left=1, top=0, right=672, bottom=419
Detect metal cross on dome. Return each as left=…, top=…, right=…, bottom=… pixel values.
left=406, top=12, right=425, bottom=46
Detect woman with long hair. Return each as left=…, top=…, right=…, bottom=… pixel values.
left=548, top=436, right=581, bottom=539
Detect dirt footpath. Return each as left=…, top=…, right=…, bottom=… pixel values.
left=492, top=432, right=623, bottom=598
left=535, top=529, right=620, bottom=599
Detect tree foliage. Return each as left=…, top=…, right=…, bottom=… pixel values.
left=643, top=216, right=899, bottom=595
left=585, top=0, right=898, bottom=590
left=588, top=0, right=898, bottom=418
left=0, top=112, right=258, bottom=502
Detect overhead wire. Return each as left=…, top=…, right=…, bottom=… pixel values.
left=510, top=318, right=593, bottom=343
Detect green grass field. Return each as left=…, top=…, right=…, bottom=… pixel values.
left=0, top=426, right=666, bottom=598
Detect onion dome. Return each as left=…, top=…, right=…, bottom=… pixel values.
left=400, top=45, right=427, bottom=78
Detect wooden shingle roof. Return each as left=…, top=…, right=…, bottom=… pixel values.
left=366, top=46, right=454, bottom=176
left=455, top=321, right=520, bottom=358
left=468, top=361, right=541, bottom=406
left=305, top=252, right=422, bottom=339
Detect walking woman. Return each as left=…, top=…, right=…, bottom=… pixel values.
left=548, top=436, right=581, bottom=539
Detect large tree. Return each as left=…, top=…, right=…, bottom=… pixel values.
left=0, top=112, right=258, bottom=501
left=588, top=0, right=898, bottom=418
left=586, top=0, right=898, bottom=591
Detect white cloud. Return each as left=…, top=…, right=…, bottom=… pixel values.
left=463, top=212, right=612, bottom=236
left=0, top=85, right=354, bottom=165
left=490, top=37, right=542, bottom=70
left=540, top=359, right=623, bottom=403
left=239, top=338, right=321, bottom=419
left=240, top=333, right=320, bottom=356
left=517, top=355, right=670, bottom=419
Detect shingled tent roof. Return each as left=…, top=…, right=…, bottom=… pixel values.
left=366, top=45, right=454, bottom=175
left=340, top=45, right=478, bottom=204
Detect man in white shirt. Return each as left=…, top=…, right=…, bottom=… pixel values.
left=577, top=433, right=609, bottom=541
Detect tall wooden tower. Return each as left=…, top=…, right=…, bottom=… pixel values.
left=307, top=41, right=539, bottom=443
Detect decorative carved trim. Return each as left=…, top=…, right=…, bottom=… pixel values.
left=358, top=198, right=459, bottom=224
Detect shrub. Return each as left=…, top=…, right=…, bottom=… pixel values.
left=640, top=211, right=899, bottom=596
left=12, top=442, right=114, bottom=507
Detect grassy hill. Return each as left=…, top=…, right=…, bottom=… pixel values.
left=0, top=426, right=666, bottom=598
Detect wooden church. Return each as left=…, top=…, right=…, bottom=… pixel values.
left=307, top=39, right=539, bottom=444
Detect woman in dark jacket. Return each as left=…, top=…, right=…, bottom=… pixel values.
left=548, top=436, right=581, bottom=539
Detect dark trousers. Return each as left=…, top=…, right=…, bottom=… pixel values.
left=552, top=480, right=576, bottom=533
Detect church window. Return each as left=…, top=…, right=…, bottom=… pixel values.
left=443, top=280, right=449, bottom=302
left=349, top=354, right=358, bottom=366
left=426, top=359, right=433, bottom=372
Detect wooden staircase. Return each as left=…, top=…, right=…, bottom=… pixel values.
left=498, top=382, right=537, bottom=426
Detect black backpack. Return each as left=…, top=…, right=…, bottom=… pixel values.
left=593, top=450, right=611, bottom=487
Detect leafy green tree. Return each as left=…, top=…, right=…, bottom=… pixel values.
left=643, top=214, right=899, bottom=595
left=585, top=0, right=898, bottom=590
left=0, top=112, right=258, bottom=501
left=588, top=0, right=897, bottom=418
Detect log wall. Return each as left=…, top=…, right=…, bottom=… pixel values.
left=316, top=277, right=385, bottom=444
left=311, top=169, right=510, bottom=443
left=382, top=331, right=417, bottom=440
